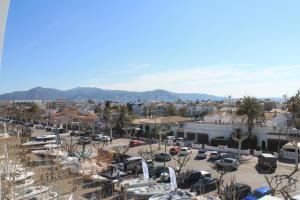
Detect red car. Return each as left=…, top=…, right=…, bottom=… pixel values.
left=169, top=147, right=181, bottom=155
left=129, top=140, right=143, bottom=147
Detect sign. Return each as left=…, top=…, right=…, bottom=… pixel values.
left=142, top=161, right=149, bottom=180
left=168, top=167, right=177, bottom=189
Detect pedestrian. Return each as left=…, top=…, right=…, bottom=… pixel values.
left=110, top=137, right=112, bottom=143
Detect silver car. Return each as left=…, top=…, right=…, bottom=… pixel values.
left=215, top=158, right=239, bottom=170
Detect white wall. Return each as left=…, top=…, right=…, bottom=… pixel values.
left=183, top=122, right=283, bottom=149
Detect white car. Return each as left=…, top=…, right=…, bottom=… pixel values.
left=179, top=147, right=192, bottom=156
left=166, top=136, right=176, bottom=140
left=101, top=135, right=111, bottom=142
left=196, top=149, right=207, bottom=159
left=209, top=151, right=221, bottom=160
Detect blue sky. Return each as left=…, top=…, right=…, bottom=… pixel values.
left=1, top=0, right=300, bottom=97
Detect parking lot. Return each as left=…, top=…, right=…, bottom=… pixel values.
left=31, top=128, right=300, bottom=196
left=110, top=138, right=300, bottom=196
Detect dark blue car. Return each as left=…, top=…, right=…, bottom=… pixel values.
left=245, top=187, right=272, bottom=200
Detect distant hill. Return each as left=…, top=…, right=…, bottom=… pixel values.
left=0, top=87, right=224, bottom=102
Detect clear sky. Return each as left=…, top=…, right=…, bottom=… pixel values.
left=1, top=0, right=300, bottom=98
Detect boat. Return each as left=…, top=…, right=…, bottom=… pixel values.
left=44, top=143, right=58, bottom=149
left=11, top=186, right=58, bottom=200
left=149, top=189, right=195, bottom=200
left=120, top=177, right=157, bottom=188
left=0, top=122, right=10, bottom=138
left=31, top=149, right=66, bottom=158
left=21, top=135, right=58, bottom=149
left=35, top=135, right=57, bottom=141
left=22, top=140, right=57, bottom=149
left=126, top=183, right=173, bottom=199
left=6, top=171, right=35, bottom=182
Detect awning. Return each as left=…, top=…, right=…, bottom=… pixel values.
left=282, top=142, right=300, bottom=150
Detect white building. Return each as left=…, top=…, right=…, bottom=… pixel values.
left=176, top=121, right=289, bottom=151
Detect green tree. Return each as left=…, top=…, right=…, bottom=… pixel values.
left=236, top=96, right=264, bottom=137
left=88, top=99, right=95, bottom=104
left=165, top=104, right=177, bottom=116
left=103, top=100, right=112, bottom=132
left=178, top=106, right=188, bottom=117
left=287, top=90, right=300, bottom=130
left=26, top=104, right=42, bottom=122
left=287, top=90, right=300, bottom=123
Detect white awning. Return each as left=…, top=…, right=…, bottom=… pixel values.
left=282, top=142, right=300, bottom=150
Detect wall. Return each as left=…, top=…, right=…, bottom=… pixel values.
left=183, top=122, right=285, bottom=149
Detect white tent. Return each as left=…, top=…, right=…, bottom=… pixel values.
left=282, top=142, right=300, bottom=150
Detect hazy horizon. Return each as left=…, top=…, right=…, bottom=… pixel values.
left=0, top=85, right=289, bottom=99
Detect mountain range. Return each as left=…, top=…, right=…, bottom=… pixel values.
left=0, top=87, right=224, bottom=102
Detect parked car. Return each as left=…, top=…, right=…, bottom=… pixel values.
left=166, top=136, right=176, bottom=140
left=91, top=134, right=103, bottom=141
left=45, top=127, right=52, bottom=132
left=169, top=147, right=181, bottom=155
left=179, top=147, right=192, bottom=156
left=190, top=177, right=217, bottom=195
left=215, top=158, right=239, bottom=170
left=78, top=136, right=92, bottom=145
left=129, top=140, right=143, bottom=147
left=196, top=149, right=207, bottom=159
left=58, top=128, right=64, bottom=134
left=209, top=151, right=221, bottom=160
left=224, top=183, right=251, bottom=200
left=155, top=153, right=172, bottom=162
left=182, top=170, right=211, bottom=188
left=70, top=130, right=81, bottom=136
left=150, top=166, right=169, bottom=179
left=101, top=135, right=111, bottom=142
left=257, top=153, right=277, bottom=172
left=245, top=187, right=272, bottom=200
left=222, top=153, right=238, bottom=160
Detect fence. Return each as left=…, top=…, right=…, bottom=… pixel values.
left=281, top=151, right=298, bottom=160
left=191, top=143, right=262, bottom=156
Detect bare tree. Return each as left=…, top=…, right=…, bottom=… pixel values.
left=111, top=144, right=129, bottom=163
left=232, top=126, right=249, bottom=161
left=264, top=174, right=297, bottom=199
left=76, top=143, right=92, bottom=163
left=92, top=141, right=107, bottom=166
left=138, top=148, right=157, bottom=161
left=172, top=154, right=190, bottom=173
left=61, top=137, right=78, bottom=157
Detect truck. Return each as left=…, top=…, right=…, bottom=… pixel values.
left=258, top=153, right=277, bottom=172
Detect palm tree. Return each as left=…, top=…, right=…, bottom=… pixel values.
left=287, top=90, right=300, bottom=121
left=118, top=105, right=129, bottom=128
left=236, top=96, right=264, bottom=137
left=103, top=100, right=112, bottom=132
